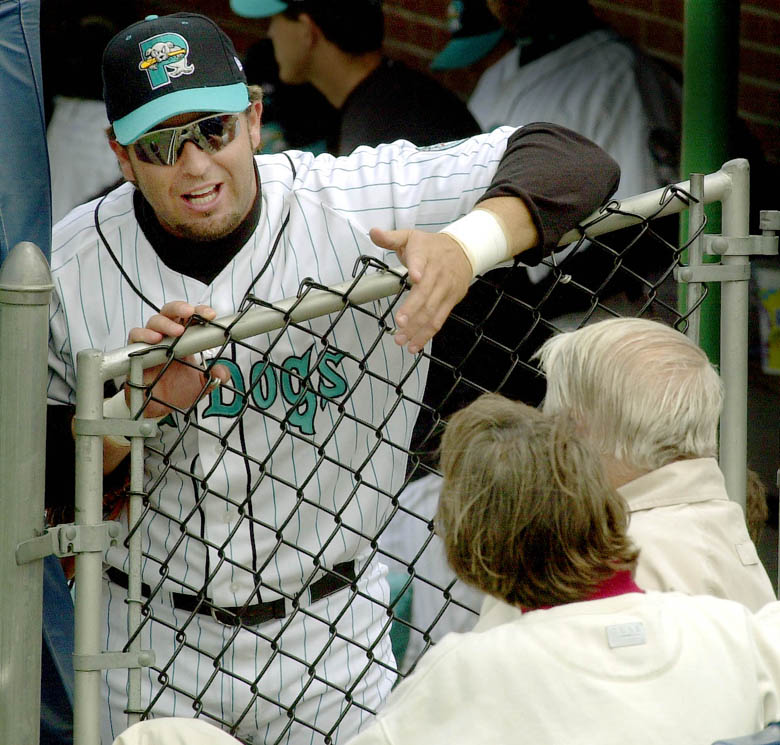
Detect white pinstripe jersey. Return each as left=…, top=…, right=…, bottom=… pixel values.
left=47, top=128, right=513, bottom=605
left=468, top=30, right=666, bottom=286
left=469, top=30, right=660, bottom=200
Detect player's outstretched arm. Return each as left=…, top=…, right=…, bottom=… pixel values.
left=372, top=123, right=620, bottom=353
left=370, top=196, right=535, bottom=353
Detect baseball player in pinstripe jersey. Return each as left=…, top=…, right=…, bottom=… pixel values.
left=45, top=12, right=618, bottom=744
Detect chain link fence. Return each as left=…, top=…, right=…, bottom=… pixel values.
left=49, top=160, right=770, bottom=744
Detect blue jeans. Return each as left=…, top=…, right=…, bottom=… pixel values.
left=41, top=556, right=74, bottom=745
left=0, top=2, right=63, bottom=740
left=0, top=0, right=51, bottom=264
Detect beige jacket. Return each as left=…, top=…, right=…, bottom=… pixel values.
left=112, top=718, right=242, bottom=745
left=481, top=457, right=775, bottom=627
left=619, top=457, right=776, bottom=611
left=347, top=592, right=780, bottom=745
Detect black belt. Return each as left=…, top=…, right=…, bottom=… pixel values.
left=106, top=562, right=356, bottom=627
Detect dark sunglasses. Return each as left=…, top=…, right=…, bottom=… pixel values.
left=130, top=112, right=243, bottom=167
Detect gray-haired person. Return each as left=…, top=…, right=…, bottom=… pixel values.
left=533, top=317, right=775, bottom=610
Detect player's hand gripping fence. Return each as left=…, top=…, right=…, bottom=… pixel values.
left=70, top=161, right=755, bottom=745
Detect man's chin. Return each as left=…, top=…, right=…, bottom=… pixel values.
left=166, top=212, right=242, bottom=242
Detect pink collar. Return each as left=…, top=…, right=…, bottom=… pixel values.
left=586, top=570, right=644, bottom=602
left=522, top=571, right=643, bottom=613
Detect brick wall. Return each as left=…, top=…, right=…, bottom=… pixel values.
left=587, top=1, right=779, bottom=169
left=380, top=1, right=780, bottom=168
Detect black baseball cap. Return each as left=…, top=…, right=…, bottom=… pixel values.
left=431, top=0, right=505, bottom=71
left=103, top=13, right=249, bottom=145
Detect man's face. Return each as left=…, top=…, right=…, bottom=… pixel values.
left=112, top=102, right=262, bottom=242
left=486, top=0, right=532, bottom=36
left=267, top=13, right=313, bottom=84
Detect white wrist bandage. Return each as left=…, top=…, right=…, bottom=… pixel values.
left=103, top=389, right=132, bottom=420
left=103, top=389, right=164, bottom=447
left=103, top=390, right=132, bottom=448
left=439, top=208, right=511, bottom=277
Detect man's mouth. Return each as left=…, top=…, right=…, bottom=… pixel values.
left=184, top=185, right=220, bottom=206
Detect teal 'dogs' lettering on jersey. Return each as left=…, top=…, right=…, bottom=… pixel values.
left=204, top=359, right=246, bottom=418
left=203, top=346, right=348, bottom=436
left=138, top=33, right=195, bottom=90
left=317, top=350, right=347, bottom=407
left=280, top=346, right=317, bottom=435
left=249, top=360, right=277, bottom=409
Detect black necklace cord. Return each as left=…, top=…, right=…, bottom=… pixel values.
left=94, top=192, right=162, bottom=314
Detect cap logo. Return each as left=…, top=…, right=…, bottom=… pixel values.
left=138, top=32, right=195, bottom=90
left=446, top=1, right=465, bottom=33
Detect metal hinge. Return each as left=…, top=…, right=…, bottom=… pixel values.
left=760, top=210, right=780, bottom=234
left=16, top=521, right=122, bottom=565
left=700, top=211, right=780, bottom=258
left=674, top=264, right=751, bottom=283
left=73, top=649, right=156, bottom=672
left=73, top=417, right=159, bottom=439
left=703, top=235, right=778, bottom=257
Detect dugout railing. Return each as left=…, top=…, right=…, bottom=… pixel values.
left=1, top=158, right=778, bottom=745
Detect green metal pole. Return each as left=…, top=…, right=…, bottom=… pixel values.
left=680, top=0, right=740, bottom=364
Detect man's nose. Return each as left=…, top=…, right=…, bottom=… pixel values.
left=175, top=140, right=211, bottom=173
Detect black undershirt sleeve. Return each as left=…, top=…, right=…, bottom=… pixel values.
left=45, top=404, right=77, bottom=513
left=406, top=124, right=619, bottom=478
left=478, top=122, right=621, bottom=265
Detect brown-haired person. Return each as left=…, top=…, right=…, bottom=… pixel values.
left=345, top=394, right=780, bottom=745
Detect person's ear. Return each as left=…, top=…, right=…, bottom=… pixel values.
left=247, top=101, right=263, bottom=152
left=298, top=12, right=320, bottom=47
left=108, top=139, right=136, bottom=183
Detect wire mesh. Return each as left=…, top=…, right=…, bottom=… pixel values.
left=93, top=186, right=705, bottom=744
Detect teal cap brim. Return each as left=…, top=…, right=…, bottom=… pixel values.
left=431, top=29, right=505, bottom=71
left=230, top=0, right=288, bottom=18
left=113, top=82, right=250, bottom=144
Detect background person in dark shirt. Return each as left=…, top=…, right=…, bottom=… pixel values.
left=229, top=0, right=481, bottom=155
left=241, top=37, right=339, bottom=154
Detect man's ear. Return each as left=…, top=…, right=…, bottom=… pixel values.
left=298, top=12, right=321, bottom=47
left=247, top=100, right=263, bottom=152
left=108, top=139, right=136, bottom=183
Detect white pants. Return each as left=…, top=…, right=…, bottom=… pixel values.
left=102, top=560, right=395, bottom=745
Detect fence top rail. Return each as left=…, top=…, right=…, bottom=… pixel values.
left=557, top=159, right=736, bottom=244
left=92, top=159, right=741, bottom=382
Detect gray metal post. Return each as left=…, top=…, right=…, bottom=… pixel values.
left=126, top=356, right=144, bottom=726
left=73, top=349, right=107, bottom=745
left=685, top=174, right=705, bottom=345
left=0, top=242, right=53, bottom=745
left=718, top=159, right=751, bottom=510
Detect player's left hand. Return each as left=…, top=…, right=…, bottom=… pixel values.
left=369, top=227, right=472, bottom=353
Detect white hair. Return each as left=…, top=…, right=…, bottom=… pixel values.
left=536, top=317, right=723, bottom=471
